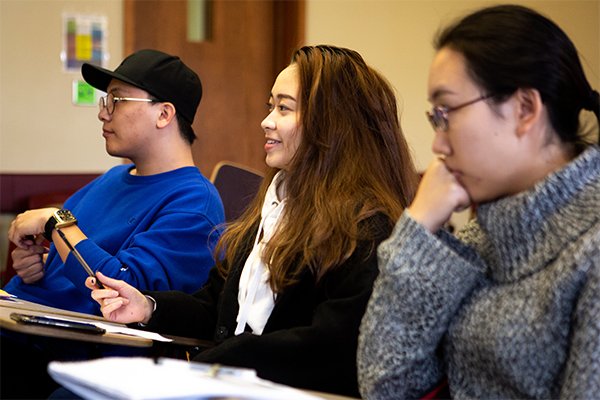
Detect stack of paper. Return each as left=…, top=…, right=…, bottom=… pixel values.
left=48, top=357, right=324, bottom=400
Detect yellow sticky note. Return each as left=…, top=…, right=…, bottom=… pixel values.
left=75, top=34, right=93, bottom=60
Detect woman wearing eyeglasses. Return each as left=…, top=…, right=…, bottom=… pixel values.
left=358, top=4, right=600, bottom=399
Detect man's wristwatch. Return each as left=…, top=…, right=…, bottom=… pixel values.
left=43, top=209, right=77, bottom=241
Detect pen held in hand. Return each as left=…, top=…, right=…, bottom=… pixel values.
left=56, top=229, right=104, bottom=289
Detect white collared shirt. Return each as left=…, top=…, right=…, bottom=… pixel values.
left=235, top=172, right=286, bottom=335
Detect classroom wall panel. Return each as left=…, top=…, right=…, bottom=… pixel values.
left=0, top=0, right=124, bottom=174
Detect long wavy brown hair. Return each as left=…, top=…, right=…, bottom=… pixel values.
left=215, top=45, right=419, bottom=292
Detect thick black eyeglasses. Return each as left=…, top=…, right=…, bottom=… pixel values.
left=426, top=93, right=495, bottom=132
left=98, top=93, right=158, bottom=115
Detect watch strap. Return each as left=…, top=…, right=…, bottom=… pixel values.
left=43, top=217, right=57, bottom=241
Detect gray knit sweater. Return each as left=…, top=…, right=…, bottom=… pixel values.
left=358, top=145, right=600, bottom=399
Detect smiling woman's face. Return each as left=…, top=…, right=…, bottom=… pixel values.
left=261, top=64, right=302, bottom=171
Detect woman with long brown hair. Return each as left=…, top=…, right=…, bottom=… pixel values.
left=87, top=45, right=419, bottom=397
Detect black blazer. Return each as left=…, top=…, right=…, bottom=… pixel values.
left=145, top=213, right=391, bottom=397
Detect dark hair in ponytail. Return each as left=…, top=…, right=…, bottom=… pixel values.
left=435, top=4, right=600, bottom=146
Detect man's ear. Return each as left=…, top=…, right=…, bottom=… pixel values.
left=515, top=88, right=543, bottom=137
left=156, top=102, right=176, bottom=129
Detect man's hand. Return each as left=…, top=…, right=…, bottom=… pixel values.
left=11, top=236, right=48, bottom=284
left=8, top=208, right=58, bottom=248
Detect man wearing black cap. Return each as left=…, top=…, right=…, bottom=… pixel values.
left=2, top=49, right=226, bottom=399
left=5, top=49, right=225, bottom=316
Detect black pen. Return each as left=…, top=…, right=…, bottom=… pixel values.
left=56, top=228, right=104, bottom=289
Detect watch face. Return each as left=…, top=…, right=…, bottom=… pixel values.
left=55, top=209, right=77, bottom=225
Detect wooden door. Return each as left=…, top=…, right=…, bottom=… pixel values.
left=124, top=0, right=304, bottom=176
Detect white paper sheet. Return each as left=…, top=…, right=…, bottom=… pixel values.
left=39, top=314, right=172, bottom=342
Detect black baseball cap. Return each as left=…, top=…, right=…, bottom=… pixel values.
left=81, top=49, right=202, bottom=125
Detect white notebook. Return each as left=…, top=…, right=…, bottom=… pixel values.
left=48, top=356, right=324, bottom=400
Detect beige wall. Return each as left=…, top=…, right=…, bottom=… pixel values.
left=307, top=0, right=600, bottom=171
left=0, top=0, right=123, bottom=173
left=306, top=0, right=599, bottom=227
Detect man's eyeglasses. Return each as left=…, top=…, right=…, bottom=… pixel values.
left=426, top=93, right=495, bottom=132
left=98, top=93, right=158, bottom=115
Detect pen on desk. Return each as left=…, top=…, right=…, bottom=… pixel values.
left=56, top=228, right=104, bottom=289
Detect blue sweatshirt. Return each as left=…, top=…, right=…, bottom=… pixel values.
left=5, top=164, right=225, bottom=315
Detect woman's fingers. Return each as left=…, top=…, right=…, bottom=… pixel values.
left=95, top=271, right=128, bottom=290
left=85, top=276, right=96, bottom=290
left=101, top=298, right=125, bottom=315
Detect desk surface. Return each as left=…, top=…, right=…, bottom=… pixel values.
left=0, top=297, right=210, bottom=348
left=1, top=298, right=359, bottom=400
left=0, top=297, right=152, bottom=347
